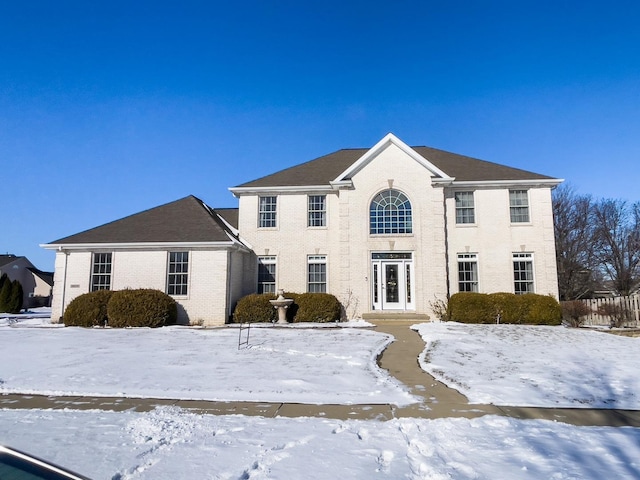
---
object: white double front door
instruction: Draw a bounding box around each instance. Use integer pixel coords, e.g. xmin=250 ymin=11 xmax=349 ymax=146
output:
xmin=371 ymin=252 xmax=415 ymax=311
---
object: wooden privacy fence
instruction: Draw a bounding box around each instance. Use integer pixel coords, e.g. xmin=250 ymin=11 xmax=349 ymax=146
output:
xmin=580 ymin=295 xmax=640 ymax=327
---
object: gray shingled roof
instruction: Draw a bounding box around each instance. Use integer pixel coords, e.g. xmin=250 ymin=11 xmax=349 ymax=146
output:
xmin=235 ymin=146 xmax=555 ymax=188
xmin=48 ymin=196 xmax=236 ymax=245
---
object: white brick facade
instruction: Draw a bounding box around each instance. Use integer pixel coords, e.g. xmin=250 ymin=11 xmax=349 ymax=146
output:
xmin=45 ymin=134 xmax=561 ymax=325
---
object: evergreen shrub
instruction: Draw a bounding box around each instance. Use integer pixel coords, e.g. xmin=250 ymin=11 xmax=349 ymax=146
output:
xmin=63 ymin=290 xmax=114 ymax=327
xmin=107 ymin=289 xmax=177 ymax=328
xmin=293 ymin=292 xmax=342 ymax=322
xmin=448 ymin=292 xmax=562 ymax=325
xmin=8 ymin=280 xmax=23 ymax=314
xmin=447 ymin=292 xmax=495 ymax=323
xmin=0 ymin=274 xmax=11 ymax=313
xmin=232 ymin=293 xmax=277 ymax=323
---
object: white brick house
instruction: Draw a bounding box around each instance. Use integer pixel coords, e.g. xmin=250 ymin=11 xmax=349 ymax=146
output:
xmin=43 ymin=133 xmax=562 ymax=325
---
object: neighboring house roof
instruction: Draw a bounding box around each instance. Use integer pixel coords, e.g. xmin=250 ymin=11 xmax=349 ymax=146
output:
xmin=27 ymin=267 xmax=54 ymax=286
xmin=0 ymin=254 xmax=22 ymax=268
xmin=234 ymin=140 xmax=557 ymax=189
xmin=45 ymin=196 xmax=241 ymax=246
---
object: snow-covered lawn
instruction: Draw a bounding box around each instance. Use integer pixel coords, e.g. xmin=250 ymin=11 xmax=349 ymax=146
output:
xmin=2 ymin=407 xmax=639 ymax=479
xmin=414 ymin=322 xmax=640 ymax=409
xmin=0 ymin=315 xmax=415 ymax=406
xmin=2 ymin=310 xmax=640 ymax=479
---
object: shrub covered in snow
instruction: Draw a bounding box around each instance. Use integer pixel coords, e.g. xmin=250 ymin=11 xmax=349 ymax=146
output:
xmin=63 ymin=290 xmax=114 ymax=327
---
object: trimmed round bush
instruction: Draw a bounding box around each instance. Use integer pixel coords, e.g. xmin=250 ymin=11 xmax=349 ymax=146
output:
xmin=232 ymin=293 xmax=277 ymax=323
xmin=447 ymin=292 xmax=496 ymax=323
xmin=488 ymin=292 xmax=524 ymax=323
xmin=293 ymin=293 xmax=342 ymax=323
xmin=523 ymin=294 xmax=562 ymax=325
xmin=107 ymin=289 xmax=177 ymax=328
xmin=63 ymin=290 xmax=114 ymax=327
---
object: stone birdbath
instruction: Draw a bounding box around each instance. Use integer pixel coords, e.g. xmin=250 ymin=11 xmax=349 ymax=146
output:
xmin=270 ymin=289 xmax=293 ymax=324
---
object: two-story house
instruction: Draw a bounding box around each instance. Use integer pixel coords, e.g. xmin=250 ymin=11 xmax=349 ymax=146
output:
xmin=43 ymin=133 xmax=562 ymax=324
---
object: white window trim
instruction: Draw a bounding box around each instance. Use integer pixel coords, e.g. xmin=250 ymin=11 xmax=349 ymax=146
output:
xmin=307 ymin=195 xmax=327 ymax=228
xmin=457 ymin=253 xmax=479 ymax=292
xmin=454 ymin=191 xmax=476 ymax=225
xmin=257 ymin=255 xmax=277 ymax=294
xmin=512 ymin=252 xmax=535 ymax=294
xmin=258 ymin=196 xmax=278 ymax=229
xmin=167 ymin=251 xmax=190 ymax=298
xmin=509 ymin=189 xmax=531 ymax=224
xmin=307 ymin=255 xmax=327 ymax=293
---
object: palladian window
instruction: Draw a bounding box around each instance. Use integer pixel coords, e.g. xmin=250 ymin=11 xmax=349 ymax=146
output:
xmin=369 ymin=189 xmax=413 ymax=234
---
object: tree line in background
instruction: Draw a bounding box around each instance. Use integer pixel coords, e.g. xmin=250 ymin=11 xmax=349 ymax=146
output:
xmin=0 ymin=273 xmax=23 ymax=314
xmin=553 ymin=184 xmax=640 ymax=301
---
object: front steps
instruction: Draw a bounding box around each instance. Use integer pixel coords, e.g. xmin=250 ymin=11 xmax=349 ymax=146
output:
xmin=362 ymin=312 xmax=430 ymax=322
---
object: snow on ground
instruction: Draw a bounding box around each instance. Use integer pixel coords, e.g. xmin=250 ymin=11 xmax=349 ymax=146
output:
xmin=0 ymin=311 xmax=416 ymax=406
xmin=414 ymin=322 xmax=640 ymax=408
xmin=2 ymin=312 xmax=640 ymax=478
xmin=1 ymin=406 xmax=639 ymax=480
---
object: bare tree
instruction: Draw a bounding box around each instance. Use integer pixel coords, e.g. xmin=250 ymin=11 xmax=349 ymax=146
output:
xmin=591 ymin=199 xmax=640 ymax=296
xmin=553 ymin=184 xmax=597 ymax=300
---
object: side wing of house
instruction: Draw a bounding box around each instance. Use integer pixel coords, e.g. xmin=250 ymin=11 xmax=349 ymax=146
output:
xmin=42 ymin=196 xmax=252 ymax=326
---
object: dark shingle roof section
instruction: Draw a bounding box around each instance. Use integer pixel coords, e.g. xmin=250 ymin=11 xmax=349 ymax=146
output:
xmin=235 ymin=149 xmax=364 ymax=188
xmin=215 ymin=208 xmax=239 ymax=229
xmin=413 ymin=147 xmax=555 ymax=182
xmin=0 ymin=254 xmax=20 ymax=268
xmin=235 ymin=146 xmax=555 ymax=188
xmin=49 ymin=196 xmax=234 ymax=245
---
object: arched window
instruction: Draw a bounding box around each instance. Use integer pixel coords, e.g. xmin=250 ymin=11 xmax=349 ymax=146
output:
xmin=369 ymin=189 xmax=413 ymax=234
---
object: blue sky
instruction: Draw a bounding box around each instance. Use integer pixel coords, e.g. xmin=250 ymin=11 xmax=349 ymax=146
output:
xmin=2 ymin=1 xmax=639 ymax=270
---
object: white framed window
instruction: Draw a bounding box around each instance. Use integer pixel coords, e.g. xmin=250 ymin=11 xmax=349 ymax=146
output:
xmin=369 ymin=189 xmax=412 ymax=235
xmin=455 ymin=191 xmax=475 ymax=224
xmin=307 ymin=255 xmax=327 ymax=293
xmin=513 ymin=252 xmax=534 ymax=294
xmin=257 ymin=256 xmax=276 ymax=294
xmin=308 ymin=195 xmax=326 ymax=227
xmin=509 ymin=190 xmax=530 ymax=223
xmin=259 ymin=196 xmax=277 ymax=228
xmin=91 ymin=252 xmax=112 ymax=291
xmin=457 ymin=253 xmax=478 ymax=292
xmin=167 ymin=251 xmax=189 ymax=296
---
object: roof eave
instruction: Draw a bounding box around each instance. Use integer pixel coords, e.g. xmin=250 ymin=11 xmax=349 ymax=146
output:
xmin=40 ymin=240 xmax=247 ymax=252
xmin=449 ymin=178 xmax=565 ymax=188
xmin=229 ymin=185 xmax=335 ymax=196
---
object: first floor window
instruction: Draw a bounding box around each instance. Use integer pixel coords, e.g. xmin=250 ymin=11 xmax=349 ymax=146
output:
xmin=455 ymin=191 xmax=475 ymax=224
xmin=259 ymin=196 xmax=277 ymax=228
xmin=513 ymin=253 xmax=534 ymax=294
xmin=91 ymin=252 xmax=112 ymax=291
xmin=308 ymin=195 xmax=326 ymax=227
xmin=509 ymin=190 xmax=530 ymax=223
xmin=258 ymin=256 xmax=276 ymax=294
xmin=307 ymin=255 xmax=327 ymax=293
xmin=457 ymin=253 xmax=478 ymax=292
xmin=167 ymin=251 xmax=189 ymax=296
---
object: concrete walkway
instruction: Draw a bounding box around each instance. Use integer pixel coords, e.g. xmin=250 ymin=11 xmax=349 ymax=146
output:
xmin=1 ymin=321 xmax=639 ymax=427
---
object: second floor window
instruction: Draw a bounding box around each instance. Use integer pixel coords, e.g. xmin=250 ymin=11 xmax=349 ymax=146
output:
xmin=509 ymin=190 xmax=530 ymax=223
xmin=455 ymin=191 xmax=475 ymax=224
xmin=308 ymin=195 xmax=326 ymax=227
xmin=259 ymin=196 xmax=277 ymax=228
xmin=370 ymin=189 xmax=413 ymax=235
